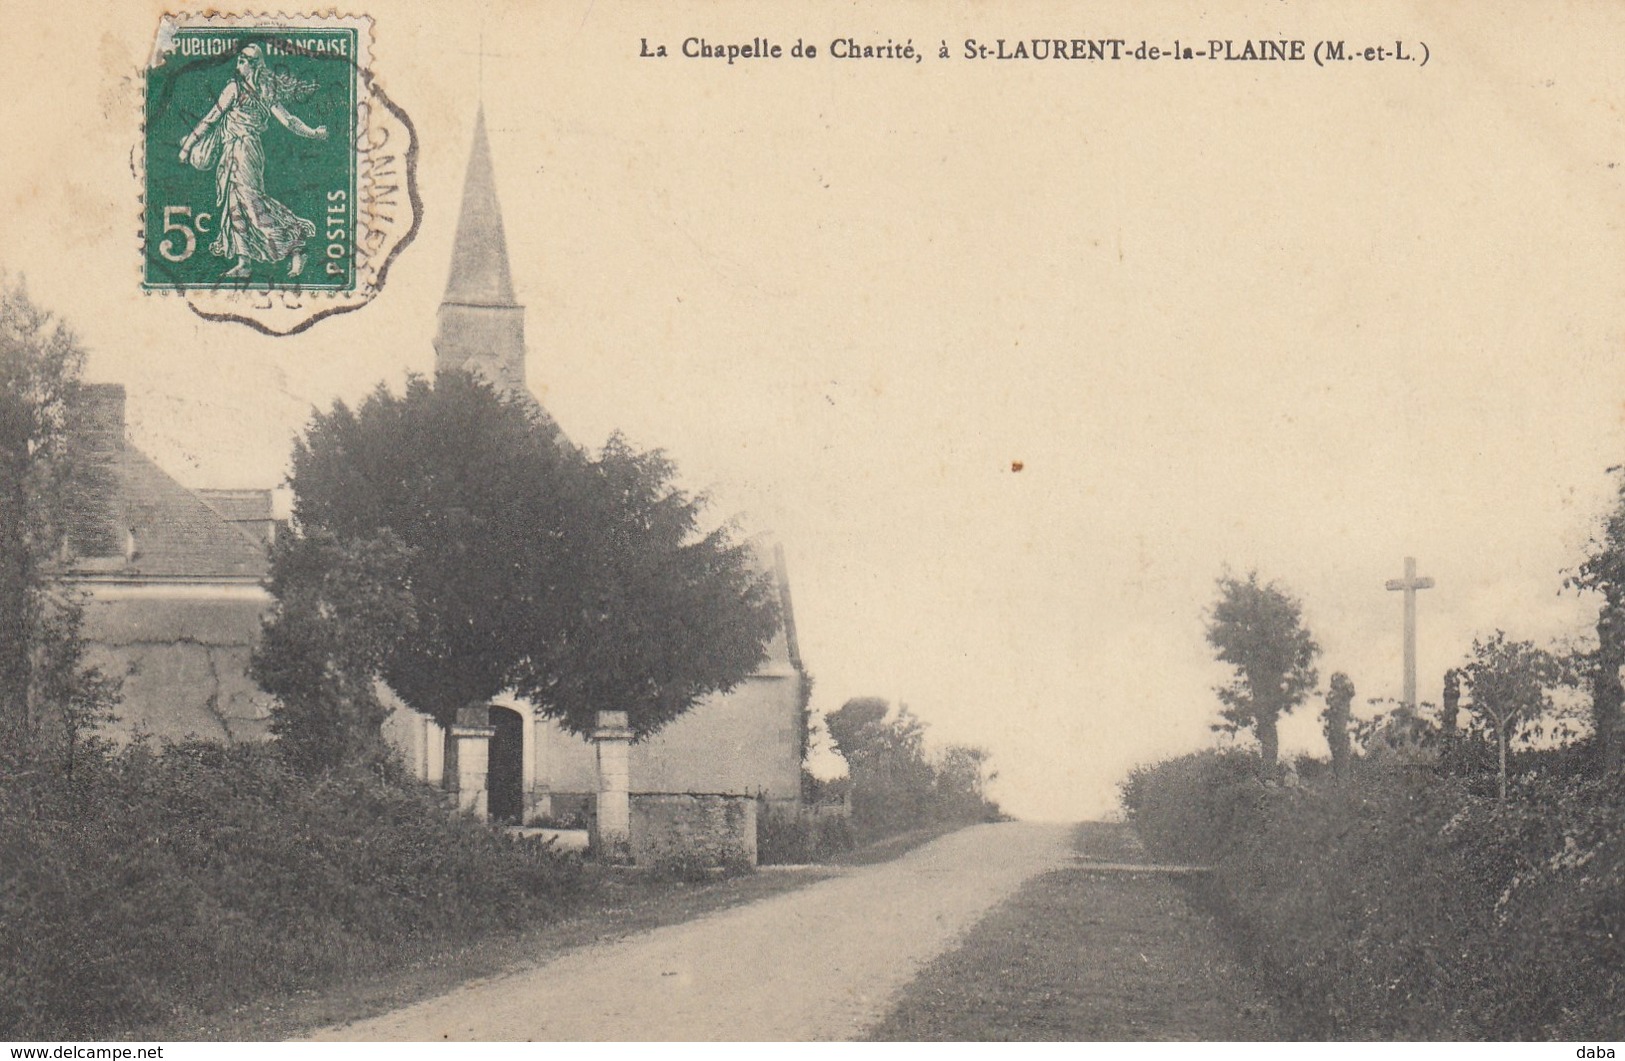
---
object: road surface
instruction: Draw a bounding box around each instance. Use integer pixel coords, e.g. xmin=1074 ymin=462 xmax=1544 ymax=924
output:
xmin=315 ymin=821 xmax=1073 ymax=1041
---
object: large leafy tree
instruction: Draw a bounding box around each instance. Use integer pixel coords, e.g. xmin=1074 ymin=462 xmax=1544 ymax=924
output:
xmin=509 ymin=434 xmax=781 ymax=738
xmin=280 ymin=371 xmax=583 ymax=729
xmin=1206 ymin=570 xmax=1320 ymax=768
xmin=260 ymin=370 xmax=779 ymax=753
xmin=0 ymin=278 xmax=116 ymax=769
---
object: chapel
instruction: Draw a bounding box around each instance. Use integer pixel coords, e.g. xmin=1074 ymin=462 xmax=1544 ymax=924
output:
xmin=63 ymin=109 xmax=806 ymax=825
xmin=383 ymin=109 xmax=806 ymax=822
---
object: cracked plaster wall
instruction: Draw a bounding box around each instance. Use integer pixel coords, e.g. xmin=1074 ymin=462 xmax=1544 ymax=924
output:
xmin=78 ymin=595 xmax=273 ymax=744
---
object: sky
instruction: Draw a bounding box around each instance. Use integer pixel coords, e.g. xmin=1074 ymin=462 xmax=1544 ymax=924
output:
xmin=3 ymin=0 xmax=1624 ymax=819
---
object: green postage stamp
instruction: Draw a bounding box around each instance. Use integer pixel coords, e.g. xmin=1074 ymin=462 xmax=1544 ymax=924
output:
xmin=142 ymin=14 xmax=418 ymax=334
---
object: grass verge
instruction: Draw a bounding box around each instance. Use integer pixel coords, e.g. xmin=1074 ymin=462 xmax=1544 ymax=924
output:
xmin=864 ymin=821 xmax=1282 ymax=1041
xmin=255 ymin=825 xmax=974 ymax=1040
xmin=157 ymin=861 xmax=836 ymax=1041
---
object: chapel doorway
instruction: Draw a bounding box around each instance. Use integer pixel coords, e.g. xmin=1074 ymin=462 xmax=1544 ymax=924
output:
xmin=488 ymin=705 xmax=525 ymax=824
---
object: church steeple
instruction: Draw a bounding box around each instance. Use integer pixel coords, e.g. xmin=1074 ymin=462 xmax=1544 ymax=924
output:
xmin=435 ymin=107 xmax=527 ymax=392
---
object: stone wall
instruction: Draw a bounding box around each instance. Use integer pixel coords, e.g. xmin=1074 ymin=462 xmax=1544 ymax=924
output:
xmin=630 ymin=793 xmax=759 ymax=869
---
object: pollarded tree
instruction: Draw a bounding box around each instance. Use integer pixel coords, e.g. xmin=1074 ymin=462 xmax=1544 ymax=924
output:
xmin=825 ymin=696 xmax=890 ymax=764
xmin=1323 ymin=671 xmax=1355 ymax=779
xmin=1206 ymin=570 xmax=1321 ymax=768
xmin=824 ymin=697 xmax=945 ymax=836
xmin=1461 ymin=630 xmax=1563 ymax=801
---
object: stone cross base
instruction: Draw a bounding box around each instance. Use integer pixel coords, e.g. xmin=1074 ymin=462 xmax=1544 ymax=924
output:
xmin=590 ymin=709 xmax=633 ymax=862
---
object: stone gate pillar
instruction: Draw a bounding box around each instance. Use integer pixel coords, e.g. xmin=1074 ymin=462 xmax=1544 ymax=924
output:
xmin=591 ymin=709 xmax=633 ymax=862
xmin=446 ymin=702 xmax=496 ymax=820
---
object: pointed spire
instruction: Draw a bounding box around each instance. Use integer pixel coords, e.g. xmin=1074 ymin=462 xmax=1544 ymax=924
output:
xmin=443 ymin=107 xmax=516 ymax=307
xmin=435 ymin=107 xmax=528 ymax=390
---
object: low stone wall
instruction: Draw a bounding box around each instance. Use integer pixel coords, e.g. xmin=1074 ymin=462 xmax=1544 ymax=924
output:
xmin=630 ymin=793 xmax=759 ymax=869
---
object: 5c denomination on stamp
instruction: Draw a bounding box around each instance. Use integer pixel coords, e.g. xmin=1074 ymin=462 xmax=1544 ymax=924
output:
xmin=142 ymin=13 xmax=419 ymax=335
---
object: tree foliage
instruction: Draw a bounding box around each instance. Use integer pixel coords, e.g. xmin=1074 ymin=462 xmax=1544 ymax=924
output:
xmin=507 ymin=434 xmax=782 ymax=738
xmin=1461 ymin=630 xmax=1563 ymax=800
xmin=825 ymin=696 xmax=890 ymax=764
xmin=250 ymin=530 xmax=416 ymax=772
xmin=280 ymin=371 xmax=580 ymax=730
xmin=259 ymin=370 xmax=780 ymax=757
xmin=1564 ymin=466 xmax=1625 ymax=773
xmin=933 ymin=743 xmax=997 ymax=822
xmin=0 ymin=278 xmax=116 ymax=770
xmin=1205 ymin=570 xmax=1320 ymax=767
xmin=1323 ymin=671 xmax=1354 ymax=779
xmin=825 ymin=697 xmax=1000 ymax=838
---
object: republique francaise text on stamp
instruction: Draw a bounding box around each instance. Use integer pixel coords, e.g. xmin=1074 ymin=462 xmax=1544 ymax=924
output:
xmin=142 ymin=13 xmax=418 ymax=335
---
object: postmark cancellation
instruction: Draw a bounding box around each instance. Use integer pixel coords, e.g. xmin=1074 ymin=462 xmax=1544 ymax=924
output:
xmin=142 ymin=13 xmax=418 ymax=335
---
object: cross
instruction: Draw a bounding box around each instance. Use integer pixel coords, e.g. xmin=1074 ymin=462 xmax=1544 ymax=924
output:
xmin=445 ymin=22 xmax=521 ymax=105
xmin=1385 ymin=556 xmax=1435 ymax=709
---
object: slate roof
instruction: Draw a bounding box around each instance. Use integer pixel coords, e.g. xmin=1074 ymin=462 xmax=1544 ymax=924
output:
xmin=195 ymin=488 xmax=272 ymax=525
xmin=66 ymin=443 xmax=269 ymax=581
xmin=442 ymin=108 xmax=517 ymax=308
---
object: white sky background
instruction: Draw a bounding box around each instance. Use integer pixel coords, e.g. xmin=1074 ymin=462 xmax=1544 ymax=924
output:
xmin=2 ymin=1 xmax=1624 ymax=819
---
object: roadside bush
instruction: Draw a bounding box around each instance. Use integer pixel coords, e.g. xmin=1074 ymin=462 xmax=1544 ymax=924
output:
xmin=1121 ymin=749 xmax=1625 ymax=1039
xmin=1119 ymin=748 xmax=1267 ymax=864
xmin=756 ymin=803 xmax=854 ymax=865
xmin=0 ymin=740 xmax=583 ymax=1039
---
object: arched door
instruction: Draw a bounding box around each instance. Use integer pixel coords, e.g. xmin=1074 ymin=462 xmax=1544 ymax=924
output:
xmin=487 ymin=705 xmax=525 ymax=824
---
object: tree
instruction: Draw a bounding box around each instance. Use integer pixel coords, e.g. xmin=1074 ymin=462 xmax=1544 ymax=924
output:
xmin=825 ymin=697 xmax=937 ymax=836
xmin=825 ymin=696 xmax=890 ymax=763
xmin=250 ymin=530 xmax=416 ymax=772
xmin=1461 ymin=630 xmax=1563 ymax=801
xmin=1440 ymin=667 xmax=1462 ymax=736
xmin=824 ymin=698 xmax=999 ymax=833
xmin=1565 ymin=467 xmax=1625 ymax=773
xmin=1322 ymin=671 xmax=1354 ymax=779
xmin=934 ymin=743 xmax=999 ymax=821
xmin=266 ymin=370 xmax=780 ymax=752
xmin=284 ymin=371 xmax=581 ymax=731
xmin=0 ymin=277 xmax=116 ymax=770
xmin=507 ymin=434 xmax=781 ymax=738
xmin=1206 ymin=570 xmax=1320 ymax=768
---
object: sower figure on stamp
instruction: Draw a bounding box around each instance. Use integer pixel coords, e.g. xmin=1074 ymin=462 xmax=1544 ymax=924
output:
xmin=178 ymin=43 xmax=327 ymax=279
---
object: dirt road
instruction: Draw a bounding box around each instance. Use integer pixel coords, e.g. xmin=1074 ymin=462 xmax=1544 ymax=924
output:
xmin=315 ymin=821 xmax=1072 ymax=1041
